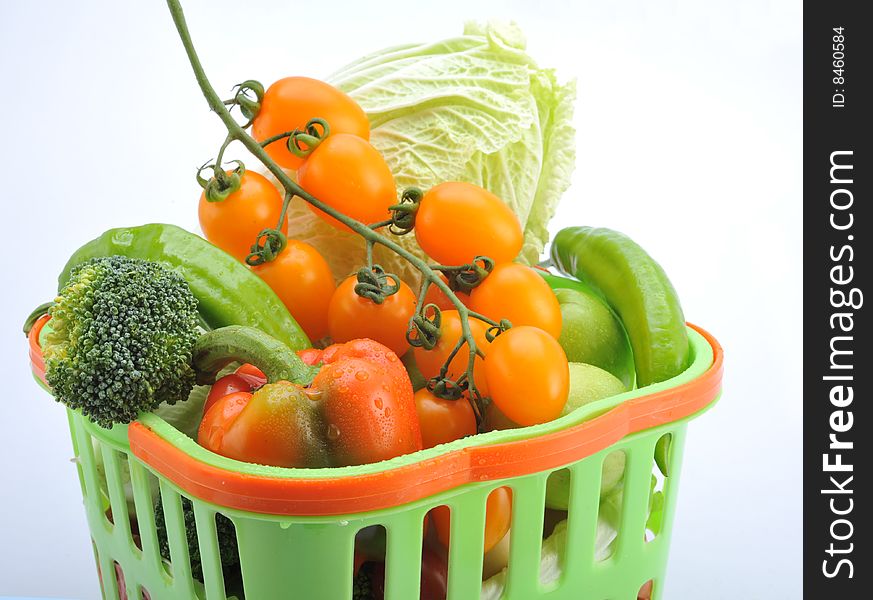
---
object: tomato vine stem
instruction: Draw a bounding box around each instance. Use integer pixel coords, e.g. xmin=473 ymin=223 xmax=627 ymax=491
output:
xmin=166 ymin=0 xmax=493 ymax=425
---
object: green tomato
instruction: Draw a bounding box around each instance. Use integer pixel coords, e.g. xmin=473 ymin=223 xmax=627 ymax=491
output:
xmin=546 ymin=362 xmax=628 ymax=509
xmin=553 ymin=286 xmax=634 ymax=388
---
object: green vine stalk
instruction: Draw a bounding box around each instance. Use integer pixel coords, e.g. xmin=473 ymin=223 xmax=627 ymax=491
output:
xmin=166 ymin=0 xmax=504 ymax=425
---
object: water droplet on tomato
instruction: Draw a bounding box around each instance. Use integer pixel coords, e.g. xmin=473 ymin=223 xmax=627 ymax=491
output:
xmin=327 ymin=424 xmax=341 ymax=441
xmin=384 ymin=407 xmax=391 ymax=417
xmin=387 ymin=353 xmax=398 ymax=362
xmin=374 ymin=397 xmax=383 ymax=409
xmin=355 ymin=370 xmax=369 ymax=381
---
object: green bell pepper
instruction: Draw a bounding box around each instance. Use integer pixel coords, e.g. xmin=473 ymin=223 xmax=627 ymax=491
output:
xmin=58 ymin=223 xmax=310 ymax=350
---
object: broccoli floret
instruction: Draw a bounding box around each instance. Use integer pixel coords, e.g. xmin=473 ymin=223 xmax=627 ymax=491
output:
xmin=352 ymin=564 xmax=375 ymax=600
xmin=44 ymin=255 xmax=199 ymax=427
xmin=153 ymin=495 xmax=240 ymax=581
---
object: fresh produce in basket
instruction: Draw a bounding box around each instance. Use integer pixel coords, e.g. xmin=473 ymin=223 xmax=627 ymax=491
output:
xmin=42 ymin=256 xmax=199 ymax=427
xmin=22 ymin=7 xmax=707 ymax=598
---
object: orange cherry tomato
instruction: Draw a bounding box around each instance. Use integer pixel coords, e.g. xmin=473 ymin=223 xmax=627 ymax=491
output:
xmin=484 ymin=326 xmax=569 ymax=426
xmin=415 ymin=182 xmax=523 ymax=266
xmin=251 ymin=77 xmax=370 ymax=170
xmin=421 ymin=274 xmax=470 ymax=311
xmin=327 ymin=275 xmax=417 ymax=356
xmin=413 ymin=310 xmax=490 ymax=397
xmin=414 ymin=388 xmax=477 ymax=449
xmin=250 ymin=239 xmax=336 ymax=341
xmin=431 ymin=487 xmax=512 ymax=554
xmin=297 ymin=134 xmax=396 ymax=233
xmin=469 ymin=263 xmax=562 ymax=339
xmin=198 ymin=171 xmax=285 ymax=262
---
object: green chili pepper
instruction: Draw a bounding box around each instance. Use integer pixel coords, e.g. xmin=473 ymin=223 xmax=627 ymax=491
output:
xmin=539 ymin=272 xmax=635 ymax=388
xmin=58 ymin=223 xmax=310 ymax=350
xmin=550 ymin=226 xmax=690 ymax=387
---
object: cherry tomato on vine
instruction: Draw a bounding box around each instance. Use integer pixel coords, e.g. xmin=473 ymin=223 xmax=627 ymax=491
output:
xmin=328 ymin=275 xmax=417 ymax=356
xmin=431 ymin=487 xmax=512 ymax=554
xmin=413 ymin=310 xmax=490 ymax=396
xmin=414 ymin=388 xmax=477 ymax=449
xmin=297 ymin=134 xmax=397 ymax=233
xmin=415 ymin=182 xmax=523 ymax=266
xmin=484 ymin=326 xmax=569 ymax=426
xmin=251 ymin=77 xmax=370 ymax=170
xmin=250 ymin=239 xmax=336 ymax=341
xmin=421 ymin=274 xmax=470 ymax=311
xmin=198 ymin=171 xmax=285 ymax=262
xmin=469 ymin=263 xmax=562 ymax=339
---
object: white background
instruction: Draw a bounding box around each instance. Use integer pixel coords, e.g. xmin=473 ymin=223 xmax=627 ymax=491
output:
xmin=0 ymin=1 xmax=801 ymax=598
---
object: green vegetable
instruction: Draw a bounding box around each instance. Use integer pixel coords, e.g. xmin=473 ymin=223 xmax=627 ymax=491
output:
xmin=541 ymin=273 xmax=634 ymax=387
xmin=561 ymin=362 xmax=627 ymax=417
xmin=283 ymin=22 xmax=575 ymax=286
xmin=153 ymin=495 xmax=239 ymax=582
xmin=58 ymin=223 xmax=309 ymax=349
xmin=352 ymin=565 xmax=375 ymax=600
xmin=545 ymin=362 xmax=627 ymax=510
xmin=44 ymin=256 xmax=199 ymax=427
xmin=551 ymin=226 xmax=690 ymax=386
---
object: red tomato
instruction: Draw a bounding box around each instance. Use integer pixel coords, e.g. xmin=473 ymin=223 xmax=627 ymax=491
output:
xmin=421 ymin=274 xmax=470 ymax=311
xmin=197 ymin=391 xmax=252 ymax=452
xmin=251 ymin=77 xmax=369 ymax=170
xmin=328 ymin=275 xmax=417 ymax=357
xmin=413 ymin=310 xmax=490 ymax=396
xmin=431 ymin=487 xmax=512 ymax=554
xmin=198 ymin=171 xmax=285 ymax=262
xmin=469 ymin=263 xmax=562 ymax=339
xmin=414 ymin=388 xmax=477 ymax=449
xmin=204 ymin=374 xmax=251 ymax=414
xmin=312 ymin=339 xmax=422 ymax=466
xmin=296 ymin=348 xmax=324 ymax=366
xmin=484 ymin=326 xmax=569 ymax=426
xmin=250 ymin=239 xmax=336 ymax=341
xmin=235 ymin=363 xmax=266 ymax=387
xmin=198 ymin=383 xmax=328 ymax=468
xmin=297 ymin=134 xmax=396 ymax=233
xmin=415 ymin=182 xmax=522 ymax=266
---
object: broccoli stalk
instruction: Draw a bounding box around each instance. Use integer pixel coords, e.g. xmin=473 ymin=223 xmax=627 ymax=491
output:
xmin=43 ymin=256 xmax=200 ymax=427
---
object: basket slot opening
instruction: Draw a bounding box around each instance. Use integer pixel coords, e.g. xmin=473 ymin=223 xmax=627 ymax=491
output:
xmin=100 ymin=445 xmax=137 ymax=550
xmin=504 ymin=475 xmax=545 ymax=597
xmin=433 ymin=488 xmax=489 ymax=598
xmin=155 ymin=484 xmax=199 ymax=597
xmin=128 ymin=460 xmax=163 ymax=573
xmin=355 ymin=524 xmax=388 ymax=597
xmin=138 ymin=585 xmax=152 ymax=600
xmin=578 ymin=448 xmax=628 ymax=566
xmin=95 ymin=552 xmax=119 ymax=600
xmin=646 ymin=433 xmax=672 ymax=543
xmin=638 ymin=579 xmax=655 ymax=600
xmin=72 ymin=421 xmax=112 ymax=530
xmin=154 ymin=486 xmax=241 ymax=599
xmin=550 ymin=451 xmax=613 ymax=592
xmin=192 ymin=501 xmax=240 ymax=599
xmin=610 ymin=441 xmax=660 ymax=566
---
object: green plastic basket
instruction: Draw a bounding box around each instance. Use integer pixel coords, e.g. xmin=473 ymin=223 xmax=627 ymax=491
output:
xmin=30 ymin=322 xmax=722 ymax=600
